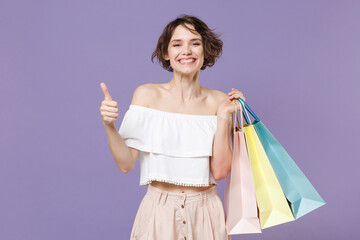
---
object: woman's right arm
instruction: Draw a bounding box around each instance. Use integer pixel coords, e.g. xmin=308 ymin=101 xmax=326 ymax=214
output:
xmin=100 ymin=82 xmax=145 ymax=173
xmin=103 ymin=123 xmax=138 ymax=173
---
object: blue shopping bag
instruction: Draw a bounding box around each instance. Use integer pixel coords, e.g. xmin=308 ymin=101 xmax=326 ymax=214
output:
xmin=237 ymin=99 xmax=326 ymax=219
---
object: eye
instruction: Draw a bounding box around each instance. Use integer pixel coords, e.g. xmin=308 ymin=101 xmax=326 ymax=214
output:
xmin=193 ymin=43 xmax=200 ymax=45
xmin=173 ymin=44 xmax=180 ymax=47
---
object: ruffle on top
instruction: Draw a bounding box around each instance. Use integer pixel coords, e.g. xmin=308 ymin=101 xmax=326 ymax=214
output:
xmin=119 ymin=104 xmax=218 ymax=157
xmin=118 ymin=104 xmax=221 ymax=187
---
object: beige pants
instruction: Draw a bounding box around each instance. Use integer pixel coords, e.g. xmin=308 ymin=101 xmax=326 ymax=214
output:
xmin=130 ymin=184 xmax=231 ymax=240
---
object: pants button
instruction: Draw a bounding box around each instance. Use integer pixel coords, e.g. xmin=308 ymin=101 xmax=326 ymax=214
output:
xmin=181 ymin=204 xmax=184 ymax=208
xmin=183 ymin=220 xmax=186 ymax=224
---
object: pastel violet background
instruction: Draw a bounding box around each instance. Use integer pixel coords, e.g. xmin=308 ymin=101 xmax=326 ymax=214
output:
xmin=1 ymin=0 xmax=359 ymax=239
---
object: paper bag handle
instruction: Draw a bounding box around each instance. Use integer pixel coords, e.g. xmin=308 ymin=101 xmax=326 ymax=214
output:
xmin=237 ymin=98 xmax=260 ymax=124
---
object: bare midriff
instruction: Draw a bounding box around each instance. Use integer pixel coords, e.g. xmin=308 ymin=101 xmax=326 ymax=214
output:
xmin=150 ymin=180 xmax=216 ymax=193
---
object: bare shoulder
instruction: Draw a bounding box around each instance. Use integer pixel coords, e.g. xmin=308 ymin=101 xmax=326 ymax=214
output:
xmin=205 ymin=88 xmax=229 ymax=107
xmin=202 ymin=89 xmax=229 ymax=115
xmin=130 ymin=83 xmax=158 ymax=107
xmin=211 ymin=89 xmax=229 ymax=101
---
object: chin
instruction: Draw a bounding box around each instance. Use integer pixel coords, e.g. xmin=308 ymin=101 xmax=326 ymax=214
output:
xmin=173 ymin=67 xmax=201 ymax=75
xmin=176 ymin=70 xmax=199 ymax=76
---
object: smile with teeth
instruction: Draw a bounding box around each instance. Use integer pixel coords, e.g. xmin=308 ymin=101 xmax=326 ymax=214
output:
xmin=178 ymin=58 xmax=196 ymax=64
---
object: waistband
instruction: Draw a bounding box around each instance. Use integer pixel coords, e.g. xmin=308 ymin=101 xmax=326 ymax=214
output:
xmin=146 ymin=184 xmax=218 ymax=205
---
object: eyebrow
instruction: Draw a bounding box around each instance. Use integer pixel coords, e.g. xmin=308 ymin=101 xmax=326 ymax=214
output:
xmin=170 ymin=38 xmax=202 ymax=43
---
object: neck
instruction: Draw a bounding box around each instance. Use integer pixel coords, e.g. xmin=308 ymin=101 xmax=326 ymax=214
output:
xmin=167 ymin=70 xmax=202 ymax=102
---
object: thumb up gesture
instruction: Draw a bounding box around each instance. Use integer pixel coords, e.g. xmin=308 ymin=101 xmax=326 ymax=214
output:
xmin=100 ymin=82 xmax=119 ymax=127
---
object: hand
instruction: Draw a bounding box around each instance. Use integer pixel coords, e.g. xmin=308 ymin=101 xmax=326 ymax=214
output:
xmin=217 ymin=88 xmax=246 ymax=119
xmin=100 ymin=82 xmax=119 ymax=126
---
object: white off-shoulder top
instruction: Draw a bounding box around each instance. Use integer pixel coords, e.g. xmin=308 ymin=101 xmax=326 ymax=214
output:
xmin=118 ymin=104 xmax=220 ymax=187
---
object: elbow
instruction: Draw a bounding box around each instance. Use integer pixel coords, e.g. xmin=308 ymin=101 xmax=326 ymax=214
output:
xmin=213 ymin=166 xmax=231 ymax=181
xmin=213 ymin=173 xmax=227 ymax=181
xmin=213 ymin=171 xmax=226 ymax=181
xmin=213 ymin=174 xmax=222 ymax=181
xmin=118 ymin=155 xmax=136 ymax=174
xmin=119 ymin=163 xmax=134 ymax=174
xmin=211 ymin=153 xmax=232 ymax=181
xmin=121 ymin=168 xmax=130 ymax=174
xmin=120 ymin=166 xmax=133 ymax=174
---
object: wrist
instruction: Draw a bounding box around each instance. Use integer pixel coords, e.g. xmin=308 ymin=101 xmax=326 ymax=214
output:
xmin=217 ymin=109 xmax=232 ymax=121
xmin=103 ymin=122 xmax=116 ymax=131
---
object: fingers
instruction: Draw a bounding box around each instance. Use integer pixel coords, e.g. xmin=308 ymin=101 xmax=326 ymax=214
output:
xmin=100 ymin=83 xmax=118 ymax=125
xmin=100 ymin=101 xmax=119 ymax=125
xmin=100 ymin=101 xmax=118 ymax=113
xmin=101 ymin=82 xmax=113 ymax=101
xmin=229 ymin=94 xmax=246 ymax=100
xmin=101 ymin=99 xmax=118 ymax=108
xmin=228 ymin=88 xmax=246 ymax=101
xmin=101 ymin=111 xmax=118 ymax=118
xmin=228 ymin=90 xmax=242 ymax=95
xmin=100 ymin=104 xmax=119 ymax=113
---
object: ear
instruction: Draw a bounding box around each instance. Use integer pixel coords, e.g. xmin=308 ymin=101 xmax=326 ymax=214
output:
xmin=163 ymin=52 xmax=169 ymax=61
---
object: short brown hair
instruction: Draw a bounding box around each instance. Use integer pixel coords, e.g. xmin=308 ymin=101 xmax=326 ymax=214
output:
xmin=151 ymin=14 xmax=223 ymax=72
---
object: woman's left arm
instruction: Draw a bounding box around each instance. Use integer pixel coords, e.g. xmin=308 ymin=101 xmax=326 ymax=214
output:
xmin=211 ymin=88 xmax=245 ymax=180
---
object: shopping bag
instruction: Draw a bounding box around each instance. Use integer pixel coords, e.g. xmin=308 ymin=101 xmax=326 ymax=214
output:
xmin=237 ymin=100 xmax=295 ymax=229
xmin=224 ymin=100 xmax=261 ymax=234
xmin=238 ymin=99 xmax=326 ymax=219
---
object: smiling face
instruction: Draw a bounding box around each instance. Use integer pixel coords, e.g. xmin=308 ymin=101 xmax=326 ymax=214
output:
xmin=164 ymin=24 xmax=205 ymax=75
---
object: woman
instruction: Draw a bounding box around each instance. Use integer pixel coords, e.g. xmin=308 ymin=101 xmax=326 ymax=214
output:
xmin=100 ymin=14 xmax=245 ymax=240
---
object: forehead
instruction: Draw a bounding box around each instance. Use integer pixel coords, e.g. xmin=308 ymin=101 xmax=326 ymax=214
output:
xmin=170 ymin=24 xmax=201 ymax=40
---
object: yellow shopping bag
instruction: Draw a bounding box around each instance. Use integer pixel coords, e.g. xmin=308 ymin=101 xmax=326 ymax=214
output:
xmin=241 ymin=102 xmax=295 ymax=229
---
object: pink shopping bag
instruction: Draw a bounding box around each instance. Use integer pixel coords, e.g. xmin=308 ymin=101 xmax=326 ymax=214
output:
xmin=224 ymin=100 xmax=261 ymax=235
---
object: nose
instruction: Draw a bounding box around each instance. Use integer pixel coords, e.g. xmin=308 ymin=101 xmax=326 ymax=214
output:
xmin=182 ymin=44 xmax=192 ymax=55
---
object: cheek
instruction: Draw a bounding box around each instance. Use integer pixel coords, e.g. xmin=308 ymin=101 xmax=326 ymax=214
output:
xmin=197 ymin=49 xmax=205 ymax=61
xmin=168 ymin=50 xmax=178 ymax=60
xmin=198 ymin=54 xmax=205 ymax=65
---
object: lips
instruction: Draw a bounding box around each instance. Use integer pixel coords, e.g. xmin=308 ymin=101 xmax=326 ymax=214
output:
xmin=178 ymin=58 xmax=197 ymax=64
